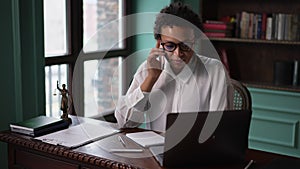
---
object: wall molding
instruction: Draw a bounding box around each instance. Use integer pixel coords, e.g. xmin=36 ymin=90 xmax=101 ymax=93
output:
xmin=249 ymin=116 xmax=299 ymax=148
xmin=253 ymin=105 xmax=300 ymax=115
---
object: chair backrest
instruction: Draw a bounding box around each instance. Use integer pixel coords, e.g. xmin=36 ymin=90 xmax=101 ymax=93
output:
xmin=230 ymin=79 xmax=252 ymax=111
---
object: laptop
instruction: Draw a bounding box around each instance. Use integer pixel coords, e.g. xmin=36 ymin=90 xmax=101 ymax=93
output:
xmin=149 ymin=110 xmax=252 ymax=168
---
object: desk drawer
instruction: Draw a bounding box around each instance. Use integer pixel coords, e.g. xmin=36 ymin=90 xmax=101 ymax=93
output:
xmin=15 ymin=149 xmax=79 ymax=169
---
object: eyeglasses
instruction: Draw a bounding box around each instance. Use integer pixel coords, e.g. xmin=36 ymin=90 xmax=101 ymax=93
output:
xmin=160 ymin=41 xmax=194 ymax=52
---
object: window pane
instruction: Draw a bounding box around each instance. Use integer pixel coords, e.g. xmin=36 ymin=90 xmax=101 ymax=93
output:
xmin=83 ymin=0 xmax=124 ymax=52
xmin=44 ymin=0 xmax=68 ymax=57
xmin=45 ymin=64 xmax=68 ymax=117
xmin=84 ymin=57 xmax=121 ymax=117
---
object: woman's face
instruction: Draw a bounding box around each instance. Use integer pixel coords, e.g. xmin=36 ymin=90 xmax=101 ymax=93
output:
xmin=160 ymin=26 xmax=195 ymax=74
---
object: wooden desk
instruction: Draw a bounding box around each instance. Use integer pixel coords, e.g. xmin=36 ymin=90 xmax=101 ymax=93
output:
xmin=1 ymin=117 xmax=299 ymax=169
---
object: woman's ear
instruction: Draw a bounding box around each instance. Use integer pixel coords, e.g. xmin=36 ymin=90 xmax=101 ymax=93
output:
xmin=156 ymin=40 xmax=161 ymax=48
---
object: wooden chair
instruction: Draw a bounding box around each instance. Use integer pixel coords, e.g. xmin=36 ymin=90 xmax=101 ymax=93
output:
xmin=230 ymin=79 xmax=252 ymax=111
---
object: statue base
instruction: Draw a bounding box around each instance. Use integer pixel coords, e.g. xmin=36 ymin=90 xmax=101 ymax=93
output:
xmin=61 ymin=113 xmax=72 ymax=125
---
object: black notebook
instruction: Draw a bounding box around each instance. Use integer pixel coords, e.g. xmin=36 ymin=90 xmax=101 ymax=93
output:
xmin=10 ymin=116 xmax=69 ymax=137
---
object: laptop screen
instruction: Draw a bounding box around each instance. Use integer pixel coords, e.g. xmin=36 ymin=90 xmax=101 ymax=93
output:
xmin=161 ymin=110 xmax=252 ymax=167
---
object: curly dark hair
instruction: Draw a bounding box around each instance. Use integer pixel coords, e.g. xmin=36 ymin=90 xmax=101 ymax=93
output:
xmin=154 ymin=2 xmax=203 ymax=40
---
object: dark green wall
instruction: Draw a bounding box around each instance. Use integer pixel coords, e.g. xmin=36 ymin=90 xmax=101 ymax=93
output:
xmin=0 ymin=0 xmax=45 ymax=168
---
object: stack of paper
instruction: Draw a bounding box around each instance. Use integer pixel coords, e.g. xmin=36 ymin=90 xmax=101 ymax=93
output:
xmin=126 ymin=131 xmax=165 ymax=148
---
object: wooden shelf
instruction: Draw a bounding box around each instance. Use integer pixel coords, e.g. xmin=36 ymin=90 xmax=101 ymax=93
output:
xmin=209 ymin=38 xmax=300 ymax=45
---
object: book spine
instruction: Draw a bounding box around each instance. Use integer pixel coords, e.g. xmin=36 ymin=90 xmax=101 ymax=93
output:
xmin=240 ymin=11 xmax=249 ymax=39
xmin=297 ymin=14 xmax=300 ymax=41
xmin=293 ymin=60 xmax=299 ymax=86
xmin=261 ymin=13 xmax=267 ymax=40
xmin=266 ymin=16 xmax=273 ymax=40
xmin=203 ymin=23 xmax=231 ymax=30
xmin=291 ymin=14 xmax=299 ymax=41
xmin=204 ymin=32 xmax=229 ymax=38
xmin=235 ymin=12 xmax=241 ymax=38
xmin=284 ymin=14 xmax=292 ymax=41
xmin=205 ymin=20 xmax=227 ymax=24
xmin=272 ymin=13 xmax=278 ymax=40
xmin=248 ymin=13 xmax=254 ymax=39
xmin=256 ymin=14 xmax=262 ymax=39
xmin=277 ymin=13 xmax=285 ymax=40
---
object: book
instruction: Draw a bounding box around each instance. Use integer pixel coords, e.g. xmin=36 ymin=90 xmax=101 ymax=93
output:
xmin=277 ymin=13 xmax=285 ymax=40
xmin=235 ymin=12 xmax=241 ymax=38
xmin=292 ymin=60 xmax=299 ymax=86
xmin=272 ymin=13 xmax=278 ymax=40
xmin=240 ymin=11 xmax=250 ymax=39
xmin=203 ymin=22 xmax=234 ymax=30
xmin=203 ymin=29 xmax=233 ymax=33
xmin=255 ymin=13 xmax=262 ymax=39
xmin=261 ymin=13 xmax=267 ymax=39
xmin=248 ymin=13 xmax=254 ymax=39
xmin=35 ymin=122 xmax=119 ymax=148
xmin=125 ymin=131 xmax=164 ymax=148
xmin=290 ymin=14 xmax=299 ymax=41
xmin=10 ymin=116 xmax=69 ymax=137
xmin=273 ymin=61 xmax=294 ymax=86
xmin=266 ymin=16 xmax=273 ymax=40
xmin=204 ymin=32 xmax=233 ymax=38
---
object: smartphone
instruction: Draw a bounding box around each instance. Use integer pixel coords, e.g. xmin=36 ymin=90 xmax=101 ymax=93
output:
xmin=155 ymin=41 xmax=165 ymax=70
xmin=156 ymin=53 xmax=165 ymax=70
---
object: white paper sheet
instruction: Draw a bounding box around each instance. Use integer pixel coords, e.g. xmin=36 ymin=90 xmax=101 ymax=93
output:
xmin=126 ymin=131 xmax=165 ymax=148
xmin=35 ymin=122 xmax=119 ymax=148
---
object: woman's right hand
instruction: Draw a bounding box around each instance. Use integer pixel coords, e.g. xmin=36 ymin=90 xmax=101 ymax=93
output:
xmin=141 ymin=41 xmax=166 ymax=92
xmin=146 ymin=40 xmax=165 ymax=80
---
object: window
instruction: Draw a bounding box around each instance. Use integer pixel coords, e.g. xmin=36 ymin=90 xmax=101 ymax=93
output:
xmin=45 ymin=64 xmax=68 ymax=117
xmin=84 ymin=58 xmax=122 ymax=117
xmin=44 ymin=0 xmax=68 ymax=57
xmin=44 ymin=0 xmax=127 ymax=118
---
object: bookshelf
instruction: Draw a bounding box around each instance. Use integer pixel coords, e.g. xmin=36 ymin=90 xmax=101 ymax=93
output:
xmin=200 ymin=0 xmax=300 ymax=92
xmin=199 ymin=0 xmax=300 ymax=158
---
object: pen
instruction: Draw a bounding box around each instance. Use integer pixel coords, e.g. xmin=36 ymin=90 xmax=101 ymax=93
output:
xmin=109 ymin=148 xmax=144 ymax=153
xmin=118 ymin=136 xmax=126 ymax=147
xmin=244 ymin=160 xmax=255 ymax=169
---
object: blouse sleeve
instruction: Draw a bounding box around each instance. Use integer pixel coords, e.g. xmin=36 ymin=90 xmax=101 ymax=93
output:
xmin=114 ymin=62 xmax=150 ymax=128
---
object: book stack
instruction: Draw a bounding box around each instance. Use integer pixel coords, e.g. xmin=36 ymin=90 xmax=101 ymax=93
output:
xmin=10 ymin=116 xmax=69 ymax=137
xmin=236 ymin=11 xmax=300 ymax=41
xmin=203 ymin=20 xmax=234 ymax=38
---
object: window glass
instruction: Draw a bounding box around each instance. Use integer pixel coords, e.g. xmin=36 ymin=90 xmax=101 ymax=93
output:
xmin=44 ymin=0 xmax=126 ymax=117
xmin=84 ymin=57 xmax=121 ymax=117
xmin=45 ymin=64 xmax=68 ymax=117
xmin=83 ymin=0 xmax=124 ymax=52
xmin=43 ymin=0 xmax=68 ymax=57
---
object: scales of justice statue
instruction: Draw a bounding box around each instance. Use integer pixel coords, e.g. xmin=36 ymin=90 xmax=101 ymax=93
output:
xmin=56 ymin=81 xmax=72 ymax=124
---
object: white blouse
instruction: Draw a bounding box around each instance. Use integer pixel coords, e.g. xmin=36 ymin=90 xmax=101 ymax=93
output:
xmin=115 ymin=54 xmax=232 ymax=132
